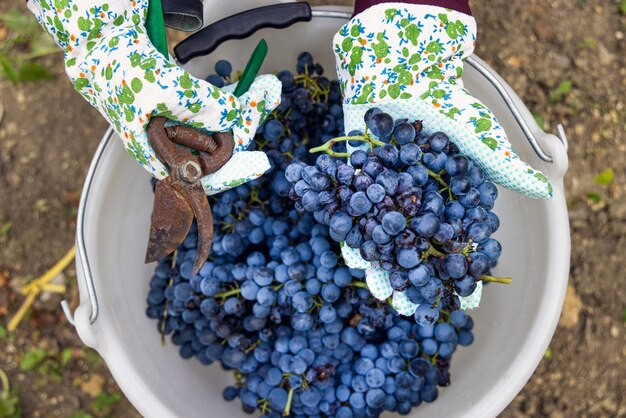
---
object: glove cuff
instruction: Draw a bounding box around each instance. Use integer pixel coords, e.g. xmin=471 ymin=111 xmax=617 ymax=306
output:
xmin=353 ymin=0 xmax=472 ymax=17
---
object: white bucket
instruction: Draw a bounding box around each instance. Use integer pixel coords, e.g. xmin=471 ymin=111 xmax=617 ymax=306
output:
xmin=65 ymin=2 xmax=570 ymax=417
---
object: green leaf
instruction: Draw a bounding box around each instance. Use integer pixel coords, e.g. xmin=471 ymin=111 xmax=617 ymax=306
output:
xmin=74 ymin=78 xmax=89 ymax=91
xmin=69 ymin=412 xmax=93 ymax=418
xmin=71 ymin=412 xmax=93 ymax=418
xmin=186 ymin=102 xmax=200 ymax=113
xmin=19 ymin=348 xmax=47 ymax=371
xmin=549 ymin=80 xmax=572 ymax=102
xmin=544 ymin=347 xmax=552 ymax=359
xmin=179 ymin=73 xmax=193 ymax=89
xmin=226 ymin=109 xmax=238 ymax=121
xmin=619 ymin=0 xmax=626 ymax=15
xmin=77 ymin=16 xmax=92 ymax=31
xmin=1 ymin=9 xmax=39 ymax=36
xmin=144 ymin=69 xmax=155 ymax=83
xmin=350 ymin=24 xmax=360 ymax=37
xmin=595 ymin=168 xmax=614 ymax=186
xmin=28 ymin=32 xmax=58 ymax=57
xmin=0 ymin=387 xmax=21 ymax=418
xmin=0 ymin=326 xmax=7 ymax=338
xmin=60 ymin=348 xmax=73 ymax=367
xmin=622 ymin=307 xmax=626 ymax=323
xmin=0 ymin=222 xmax=12 ymax=237
xmin=91 ymin=393 xmax=121 ymax=413
xmin=0 ymin=54 xmax=20 ymax=84
xmin=140 ymin=57 xmax=157 ymax=71
xmin=130 ymin=77 xmax=143 ymax=94
xmin=341 ymin=37 xmax=353 ymax=53
xmin=388 ymin=84 xmax=401 ymax=99
xmin=18 ymin=62 xmax=54 ymax=82
xmin=586 ymin=192 xmax=601 ymax=203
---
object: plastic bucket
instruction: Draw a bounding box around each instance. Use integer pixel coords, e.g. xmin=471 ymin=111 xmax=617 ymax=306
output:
xmin=64 ymin=2 xmax=570 ymax=417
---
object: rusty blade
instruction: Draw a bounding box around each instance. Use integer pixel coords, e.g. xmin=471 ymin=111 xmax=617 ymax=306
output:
xmin=183 ymin=185 xmax=213 ymax=276
xmin=145 ymin=179 xmax=194 ymax=264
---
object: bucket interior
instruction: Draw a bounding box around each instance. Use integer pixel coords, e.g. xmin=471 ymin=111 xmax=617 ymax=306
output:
xmin=77 ymin=5 xmax=570 ymax=418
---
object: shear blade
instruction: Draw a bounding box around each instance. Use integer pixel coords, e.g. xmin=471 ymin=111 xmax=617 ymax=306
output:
xmin=185 ymin=186 xmax=213 ymax=276
xmin=145 ymin=180 xmax=194 ymax=264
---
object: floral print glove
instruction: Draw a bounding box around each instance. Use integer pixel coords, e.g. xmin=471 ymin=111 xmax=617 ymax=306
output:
xmin=334 ymin=3 xmax=553 ymax=199
xmin=27 ymin=0 xmax=281 ymax=195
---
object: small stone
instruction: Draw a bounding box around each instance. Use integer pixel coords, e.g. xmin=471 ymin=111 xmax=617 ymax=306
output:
xmin=602 ymin=397 xmax=617 ymax=413
xmin=610 ymin=326 xmax=619 ymax=338
xmin=81 ymin=374 xmax=105 ymax=397
xmin=534 ymin=20 xmax=555 ymax=42
xmin=506 ymin=55 xmax=523 ymax=69
xmin=559 ymin=284 xmax=582 ymax=328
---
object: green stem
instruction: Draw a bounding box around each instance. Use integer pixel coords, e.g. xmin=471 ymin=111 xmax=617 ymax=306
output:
xmin=348 ymin=281 xmax=369 ymax=289
xmin=283 ymin=387 xmax=295 ymax=417
xmin=0 ymin=367 xmax=9 ymax=398
xmin=461 ymin=240 xmax=474 ymax=257
xmin=426 ymin=168 xmax=448 ymax=188
xmin=422 ymin=244 xmax=446 ymax=259
xmin=309 ymin=135 xmax=386 ymax=156
xmin=21 ymin=49 xmax=61 ymax=60
xmin=244 ymin=339 xmax=262 ymax=354
xmin=481 ymin=275 xmax=513 ymax=284
xmin=212 ymin=287 xmax=242 ymax=299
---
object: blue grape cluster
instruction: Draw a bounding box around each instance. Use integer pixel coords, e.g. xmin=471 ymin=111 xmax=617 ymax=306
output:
xmin=287 ymin=109 xmax=503 ymax=325
xmin=147 ymin=226 xmax=475 ymax=417
xmin=146 ymin=56 xmax=498 ymax=418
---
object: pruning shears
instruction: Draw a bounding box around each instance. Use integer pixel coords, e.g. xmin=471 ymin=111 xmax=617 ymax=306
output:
xmin=144 ymin=117 xmax=234 ymax=275
xmin=143 ymin=0 xmax=267 ymax=274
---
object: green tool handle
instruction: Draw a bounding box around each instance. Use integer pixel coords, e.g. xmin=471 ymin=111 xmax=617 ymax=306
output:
xmin=146 ymin=0 xmax=266 ymax=97
xmin=234 ymin=39 xmax=268 ymax=98
xmin=146 ymin=0 xmax=169 ymax=58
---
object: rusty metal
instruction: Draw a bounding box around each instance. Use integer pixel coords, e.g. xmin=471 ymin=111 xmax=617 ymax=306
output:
xmin=146 ymin=117 xmax=233 ymax=275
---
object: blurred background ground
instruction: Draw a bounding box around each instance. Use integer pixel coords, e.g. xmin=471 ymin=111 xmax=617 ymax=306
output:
xmin=0 ymin=0 xmax=624 ymax=417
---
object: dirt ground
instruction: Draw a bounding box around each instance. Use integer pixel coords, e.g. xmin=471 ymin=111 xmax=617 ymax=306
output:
xmin=0 ymin=0 xmax=624 ymax=417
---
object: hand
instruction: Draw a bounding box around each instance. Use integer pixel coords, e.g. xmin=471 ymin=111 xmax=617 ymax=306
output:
xmin=332 ymin=3 xmax=552 ymax=315
xmin=333 ymin=3 xmax=552 ymax=199
xmin=27 ymin=0 xmax=281 ymax=194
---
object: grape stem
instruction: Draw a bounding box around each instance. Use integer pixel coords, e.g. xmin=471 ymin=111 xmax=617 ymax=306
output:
xmin=422 ymin=244 xmax=446 ymax=259
xmin=0 ymin=367 xmax=9 ymax=399
xmin=309 ymin=135 xmax=386 ymax=157
xmin=244 ymin=339 xmax=262 ymax=354
xmin=481 ymin=275 xmax=513 ymax=284
xmin=212 ymin=287 xmax=241 ymax=299
xmin=348 ymin=281 xmax=369 ymax=289
xmin=283 ymin=387 xmax=295 ymax=417
xmin=461 ymin=240 xmax=474 ymax=256
xmin=426 ymin=168 xmax=448 ymax=188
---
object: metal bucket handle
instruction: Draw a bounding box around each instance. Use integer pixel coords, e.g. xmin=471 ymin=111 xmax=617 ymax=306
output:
xmin=62 ymin=4 xmax=568 ymax=327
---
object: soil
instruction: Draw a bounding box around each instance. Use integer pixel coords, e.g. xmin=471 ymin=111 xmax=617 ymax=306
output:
xmin=0 ymin=0 xmax=624 ymax=417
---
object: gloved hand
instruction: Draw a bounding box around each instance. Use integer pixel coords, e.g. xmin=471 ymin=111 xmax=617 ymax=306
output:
xmin=334 ymin=2 xmax=552 ymax=199
xmin=27 ymin=0 xmax=281 ymax=195
xmin=333 ymin=1 xmax=552 ymax=315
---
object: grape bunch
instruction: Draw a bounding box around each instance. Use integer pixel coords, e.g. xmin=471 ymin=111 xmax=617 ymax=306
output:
xmin=286 ymin=108 xmax=506 ymax=324
xmin=147 ymin=222 xmax=475 ymax=417
xmin=145 ymin=54 xmax=507 ymax=417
